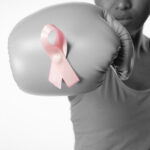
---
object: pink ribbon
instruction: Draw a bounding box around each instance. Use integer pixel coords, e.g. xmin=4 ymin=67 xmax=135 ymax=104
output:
xmin=40 ymin=24 xmax=80 ymax=89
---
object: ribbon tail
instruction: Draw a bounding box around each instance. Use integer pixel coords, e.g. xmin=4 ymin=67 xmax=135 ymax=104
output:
xmin=49 ymin=63 xmax=62 ymax=89
xmin=58 ymin=58 xmax=80 ymax=87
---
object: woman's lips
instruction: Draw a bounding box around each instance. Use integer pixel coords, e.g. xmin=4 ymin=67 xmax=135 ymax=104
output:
xmin=115 ymin=16 xmax=133 ymax=25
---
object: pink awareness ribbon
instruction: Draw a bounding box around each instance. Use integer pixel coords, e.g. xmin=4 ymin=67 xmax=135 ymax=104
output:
xmin=40 ymin=24 xmax=80 ymax=89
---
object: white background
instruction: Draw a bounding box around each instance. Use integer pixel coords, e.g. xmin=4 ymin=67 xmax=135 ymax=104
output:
xmin=0 ymin=0 xmax=150 ymax=150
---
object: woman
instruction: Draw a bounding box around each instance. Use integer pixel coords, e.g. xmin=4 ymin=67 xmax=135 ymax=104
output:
xmin=68 ymin=0 xmax=150 ymax=149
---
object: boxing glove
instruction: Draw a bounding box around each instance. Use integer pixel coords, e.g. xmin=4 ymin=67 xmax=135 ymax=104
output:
xmin=8 ymin=2 xmax=134 ymax=96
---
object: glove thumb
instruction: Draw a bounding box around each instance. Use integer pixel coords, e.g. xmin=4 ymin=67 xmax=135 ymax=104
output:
xmin=102 ymin=9 xmax=135 ymax=80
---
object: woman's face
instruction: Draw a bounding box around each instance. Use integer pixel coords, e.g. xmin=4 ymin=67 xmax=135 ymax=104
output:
xmin=94 ymin=0 xmax=150 ymax=34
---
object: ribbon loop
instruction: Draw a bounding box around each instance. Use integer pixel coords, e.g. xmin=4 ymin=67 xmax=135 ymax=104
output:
xmin=41 ymin=24 xmax=80 ymax=89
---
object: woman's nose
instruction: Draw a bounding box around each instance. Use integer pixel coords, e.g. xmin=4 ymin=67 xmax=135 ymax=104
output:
xmin=115 ymin=0 xmax=132 ymax=10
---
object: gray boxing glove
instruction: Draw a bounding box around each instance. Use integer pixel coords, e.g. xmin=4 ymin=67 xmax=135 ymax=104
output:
xmin=8 ymin=2 xmax=134 ymax=96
